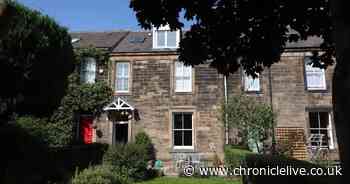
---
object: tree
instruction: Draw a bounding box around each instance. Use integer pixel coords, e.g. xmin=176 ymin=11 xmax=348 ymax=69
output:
xmin=130 ymin=0 xmax=347 ymax=179
xmin=330 ymin=0 xmax=350 ymax=181
xmin=222 ymin=94 xmax=274 ymax=153
xmin=0 ymin=0 xmax=74 ymax=121
xmin=0 ymin=0 xmax=5 ymax=16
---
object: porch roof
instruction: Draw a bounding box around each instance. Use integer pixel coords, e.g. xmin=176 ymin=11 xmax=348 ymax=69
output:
xmin=103 ymin=97 xmax=134 ymax=111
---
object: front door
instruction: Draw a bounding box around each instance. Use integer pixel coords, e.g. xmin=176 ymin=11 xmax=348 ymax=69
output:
xmin=114 ymin=122 xmax=128 ymax=144
xmin=80 ymin=116 xmax=93 ymax=144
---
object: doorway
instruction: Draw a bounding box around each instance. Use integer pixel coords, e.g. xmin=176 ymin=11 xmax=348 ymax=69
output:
xmin=80 ymin=116 xmax=93 ymax=144
xmin=113 ymin=122 xmax=128 ymax=144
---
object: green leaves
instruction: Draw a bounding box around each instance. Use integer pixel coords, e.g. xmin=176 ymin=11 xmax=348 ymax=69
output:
xmin=130 ymin=0 xmax=335 ymax=76
xmin=14 ymin=47 xmax=113 ymax=146
xmin=75 ymin=46 xmax=109 ymax=66
xmin=0 ymin=0 xmax=74 ymax=118
xmin=222 ymin=94 xmax=275 ymax=152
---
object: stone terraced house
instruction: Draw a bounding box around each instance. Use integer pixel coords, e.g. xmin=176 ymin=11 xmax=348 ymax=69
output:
xmin=70 ymin=27 xmax=338 ymax=174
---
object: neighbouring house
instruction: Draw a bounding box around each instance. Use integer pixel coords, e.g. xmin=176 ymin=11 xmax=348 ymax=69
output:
xmin=70 ymin=27 xmax=338 ymax=174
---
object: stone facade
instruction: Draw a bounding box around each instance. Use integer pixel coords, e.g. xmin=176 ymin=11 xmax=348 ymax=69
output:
xmin=227 ymin=51 xmax=338 ymax=160
xmin=71 ymin=31 xmax=339 ymax=174
xmin=94 ymin=53 xmax=225 ymax=174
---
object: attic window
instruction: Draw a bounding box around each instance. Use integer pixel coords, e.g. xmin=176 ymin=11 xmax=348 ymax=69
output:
xmin=153 ymin=25 xmax=180 ymax=49
xmin=128 ymin=36 xmax=145 ymax=43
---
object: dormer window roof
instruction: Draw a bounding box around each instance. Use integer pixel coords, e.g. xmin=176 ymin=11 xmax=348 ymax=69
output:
xmin=153 ymin=25 xmax=180 ymax=49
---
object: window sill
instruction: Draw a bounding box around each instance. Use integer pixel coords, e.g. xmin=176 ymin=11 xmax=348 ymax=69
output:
xmin=244 ymin=90 xmax=263 ymax=95
xmin=114 ymin=91 xmax=132 ymax=96
xmin=306 ymin=89 xmax=329 ymax=93
xmin=174 ymin=91 xmax=194 ymax=95
xmin=170 ymin=147 xmax=196 ymax=153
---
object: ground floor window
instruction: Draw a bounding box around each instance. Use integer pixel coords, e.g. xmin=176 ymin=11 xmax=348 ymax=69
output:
xmin=308 ymin=111 xmax=334 ymax=149
xmin=173 ymin=112 xmax=193 ymax=149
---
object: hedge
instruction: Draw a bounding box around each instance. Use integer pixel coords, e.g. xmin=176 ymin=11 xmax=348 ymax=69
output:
xmin=103 ymin=143 xmax=150 ymax=181
xmin=242 ymin=154 xmax=339 ymax=184
xmin=72 ymin=165 xmax=130 ymax=184
xmin=224 ymin=146 xmax=253 ymax=169
xmin=0 ymin=123 xmax=108 ymax=184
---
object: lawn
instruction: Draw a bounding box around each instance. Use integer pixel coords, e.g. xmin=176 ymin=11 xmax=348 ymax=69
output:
xmin=136 ymin=177 xmax=241 ymax=184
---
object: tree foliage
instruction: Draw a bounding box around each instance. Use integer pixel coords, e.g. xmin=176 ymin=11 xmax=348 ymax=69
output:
xmin=130 ymin=0 xmax=334 ymax=76
xmin=51 ymin=73 xmax=113 ymax=124
xmin=222 ymin=95 xmax=275 ymax=153
xmin=15 ymin=47 xmax=113 ymax=146
xmin=0 ymin=0 xmax=74 ymax=119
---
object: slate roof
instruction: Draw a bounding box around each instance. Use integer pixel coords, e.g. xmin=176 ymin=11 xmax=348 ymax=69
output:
xmin=112 ymin=31 xmax=154 ymax=53
xmin=70 ymin=31 xmax=323 ymax=53
xmin=70 ymin=31 xmax=129 ymax=49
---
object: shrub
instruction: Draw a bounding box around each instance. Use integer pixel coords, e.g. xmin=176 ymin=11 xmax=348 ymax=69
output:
xmin=49 ymin=143 xmax=109 ymax=172
xmin=242 ymin=154 xmax=337 ymax=184
xmin=0 ymin=123 xmax=52 ymax=184
xmin=224 ymin=146 xmax=253 ymax=168
xmin=222 ymin=94 xmax=275 ymax=153
xmin=134 ymin=131 xmax=156 ymax=161
xmin=103 ymin=143 xmax=148 ymax=181
xmin=16 ymin=116 xmax=73 ymax=146
xmin=72 ymin=165 xmax=130 ymax=184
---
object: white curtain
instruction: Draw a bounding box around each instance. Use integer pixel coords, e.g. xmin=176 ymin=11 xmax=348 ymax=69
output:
xmin=80 ymin=57 xmax=96 ymax=83
xmin=116 ymin=62 xmax=129 ymax=91
xmin=244 ymin=74 xmax=260 ymax=91
xmin=305 ymin=60 xmax=326 ymax=90
xmin=175 ymin=62 xmax=192 ymax=92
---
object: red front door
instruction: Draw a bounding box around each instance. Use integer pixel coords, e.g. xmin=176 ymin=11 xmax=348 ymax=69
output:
xmin=80 ymin=116 xmax=93 ymax=144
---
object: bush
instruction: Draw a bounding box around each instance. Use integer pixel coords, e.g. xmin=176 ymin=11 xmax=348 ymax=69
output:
xmin=0 ymin=123 xmax=52 ymax=184
xmin=16 ymin=116 xmax=73 ymax=146
xmin=224 ymin=146 xmax=253 ymax=168
xmin=103 ymin=143 xmax=148 ymax=181
xmin=134 ymin=131 xmax=156 ymax=161
xmin=72 ymin=165 xmax=130 ymax=184
xmin=242 ymin=154 xmax=337 ymax=184
xmin=50 ymin=143 xmax=109 ymax=172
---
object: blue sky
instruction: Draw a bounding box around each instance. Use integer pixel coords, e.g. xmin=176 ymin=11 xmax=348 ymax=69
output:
xmin=17 ymin=0 xmax=192 ymax=32
xmin=17 ymin=0 xmax=147 ymax=32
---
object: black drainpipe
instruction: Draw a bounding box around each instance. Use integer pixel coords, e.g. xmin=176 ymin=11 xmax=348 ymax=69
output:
xmin=269 ymin=67 xmax=277 ymax=154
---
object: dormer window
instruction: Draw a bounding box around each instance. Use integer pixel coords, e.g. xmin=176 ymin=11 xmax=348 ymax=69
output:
xmin=153 ymin=25 xmax=180 ymax=49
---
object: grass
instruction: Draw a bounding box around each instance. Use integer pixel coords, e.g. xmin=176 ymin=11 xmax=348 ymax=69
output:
xmin=136 ymin=177 xmax=241 ymax=184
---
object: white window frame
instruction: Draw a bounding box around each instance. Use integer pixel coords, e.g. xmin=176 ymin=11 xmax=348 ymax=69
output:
xmin=172 ymin=112 xmax=194 ymax=150
xmin=115 ymin=62 xmax=130 ymax=93
xmin=243 ymin=72 xmax=260 ymax=92
xmin=80 ymin=57 xmax=96 ymax=84
xmin=309 ymin=111 xmax=335 ymax=150
xmin=305 ymin=57 xmax=326 ymax=90
xmin=174 ymin=62 xmax=193 ymax=92
xmin=153 ymin=25 xmax=180 ymax=49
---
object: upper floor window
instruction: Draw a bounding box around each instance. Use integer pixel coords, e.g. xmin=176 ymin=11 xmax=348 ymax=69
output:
xmin=153 ymin=25 xmax=180 ymax=49
xmin=115 ymin=62 xmax=130 ymax=92
xmin=308 ymin=111 xmax=334 ymax=149
xmin=173 ymin=112 xmax=193 ymax=149
xmin=80 ymin=57 xmax=96 ymax=84
xmin=175 ymin=62 xmax=192 ymax=92
xmin=243 ymin=72 xmax=260 ymax=92
xmin=305 ymin=57 xmax=326 ymax=90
